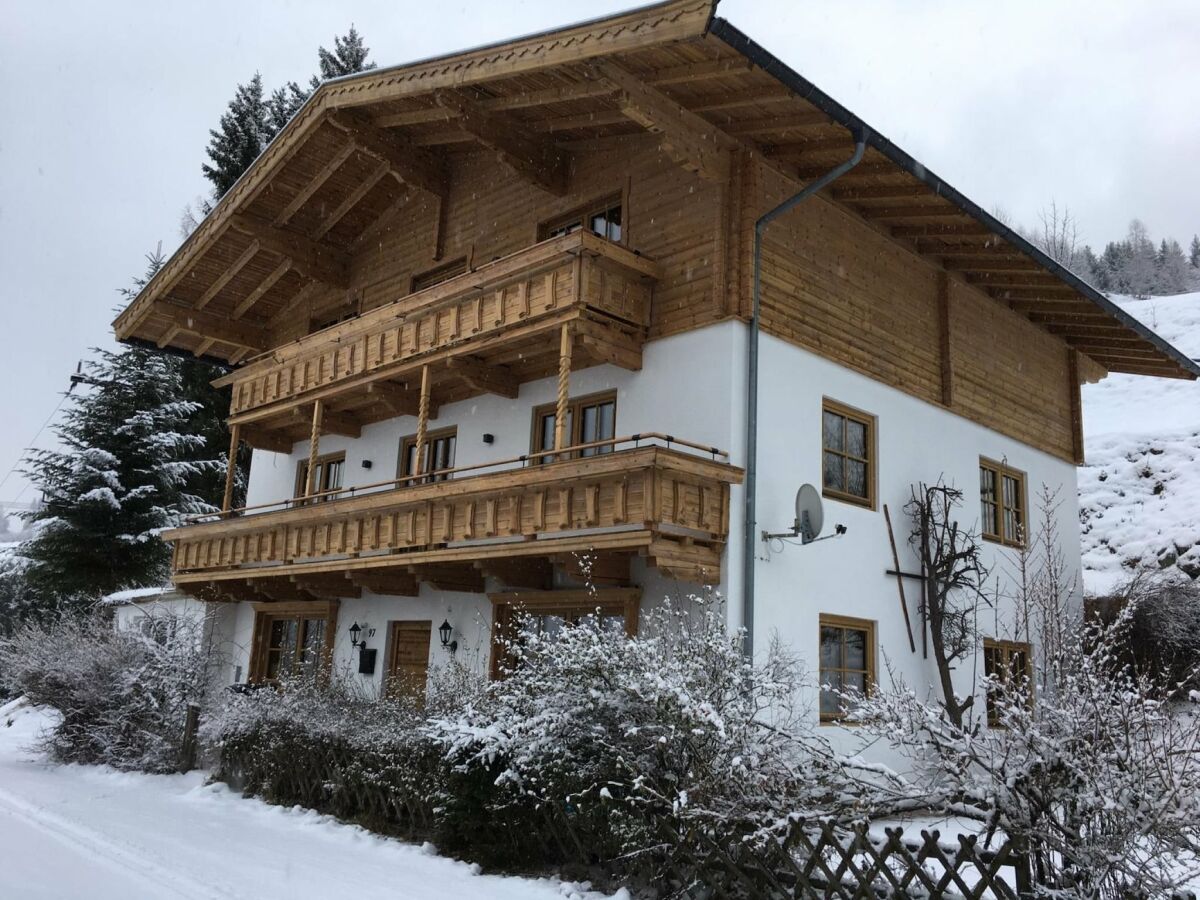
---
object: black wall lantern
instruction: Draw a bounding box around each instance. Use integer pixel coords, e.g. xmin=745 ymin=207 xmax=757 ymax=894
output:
xmin=349 ymin=621 xmax=377 ymax=674
xmin=349 ymin=622 xmax=363 ymax=648
xmin=438 ymin=619 xmax=457 ymax=655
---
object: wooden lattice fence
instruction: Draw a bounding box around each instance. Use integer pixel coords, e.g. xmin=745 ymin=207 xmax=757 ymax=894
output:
xmin=656 ymin=817 xmax=1031 ymax=899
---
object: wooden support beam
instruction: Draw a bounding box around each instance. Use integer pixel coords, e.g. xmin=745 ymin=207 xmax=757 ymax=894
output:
xmin=792 ymin=161 xmax=895 ymax=181
xmin=365 ymin=381 xmax=421 ymax=416
xmin=414 ymin=365 xmax=431 ymax=477
xmin=937 ymin=271 xmax=953 ymax=407
xmin=230 ymin=212 xmax=350 ymax=288
xmin=240 ymin=426 xmax=295 ymax=454
xmin=962 ymin=273 xmax=1064 ymax=289
xmin=432 ymin=90 xmax=570 ymax=195
xmin=221 ymin=424 xmax=240 ymax=513
xmin=408 ymin=563 xmax=485 ymax=593
xmin=195 ymin=240 xmax=260 ymax=311
xmin=327 ymin=110 xmax=448 ymax=198
xmin=589 ymin=59 xmax=733 ymax=182
xmin=346 ymin=569 xmax=420 ymax=597
xmin=474 ymin=557 xmax=553 ymax=590
xmin=446 ymin=356 xmax=519 ymax=398
xmin=232 ymin=258 xmax=292 ymax=320
xmin=832 ymin=184 xmax=931 ymax=202
xmin=311 ymin=160 xmax=390 ymax=241
xmin=149 ymin=303 xmax=269 ymax=351
xmin=252 ymin=578 xmax=316 ymax=603
xmin=290 ymin=575 xmax=360 ymax=600
xmin=293 ymin=405 xmax=361 ymax=438
xmin=892 ymin=223 xmax=995 ymax=238
xmin=273 ymin=142 xmax=358 ymax=227
xmin=267 ymin=281 xmax=324 ymax=330
xmin=554 ymin=324 xmax=573 ymax=451
xmin=942 ymin=257 xmax=1044 ymax=272
xmin=305 ymin=400 xmax=324 ymax=497
xmin=723 ymin=112 xmax=832 ymax=135
xmin=981 ymin=286 xmax=1083 ymax=300
xmin=858 ymin=205 xmax=968 ymax=221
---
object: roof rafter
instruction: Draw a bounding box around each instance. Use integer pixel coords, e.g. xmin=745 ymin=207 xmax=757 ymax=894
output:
xmin=230 ymin=213 xmax=350 ymax=288
xmin=587 ymin=59 xmax=734 ymax=182
xmin=432 ymin=89 xmax=570 ymax=195
xmin=327 ymin=110 xmax=448 ymax=197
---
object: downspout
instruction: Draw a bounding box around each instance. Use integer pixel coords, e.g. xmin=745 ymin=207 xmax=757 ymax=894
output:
xmin=742 ymin=128 xmax=868 ymax=659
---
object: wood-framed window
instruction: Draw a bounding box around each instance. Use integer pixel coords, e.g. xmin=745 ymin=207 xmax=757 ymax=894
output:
xmin=530 ymin=390 xmax=617 ymax=464
xmin=821 ymin=399 xmax=876 ymax=508
xmin=398 ymin=427 xmax=457 ymax=484
xmin=411 ymin=257 xmax=468 ymax=293
xmin=979 ymin=458 xmax=1027 ymax=547
xmin=818 ymin=614 xmax=876 ymax=723
xmin=539 ymin=194 xmax=623 ymax=243
xmin=385 ymin=620 xmax=432 ymax=703
xmin=488 ymin=589 xmax=640 ymax=679
xmin=249 ymin=600 xmax=338 ymax=684
xmin=982 ymin=638 xmax=1033 ymax=727
xmin=295 ymin=451 xmax=345 ymax=502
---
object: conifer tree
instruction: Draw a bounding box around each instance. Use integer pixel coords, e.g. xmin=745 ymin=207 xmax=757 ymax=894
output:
xmin=1190 ymin=235 xmax=1200 ymax=269
xmin=19 ymin=348 xmax=221 ymax=601
xmin=311 ymin=26 xmax=376 ymax=87
xmin=201 ymin=73 xmax=272 ymax=199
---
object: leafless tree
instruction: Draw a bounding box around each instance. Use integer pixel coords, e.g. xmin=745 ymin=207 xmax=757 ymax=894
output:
xmin=1032 ymin=200 xmax=1080 ymax=268
xmin=905 ymin=480 xmax=992 ymax=729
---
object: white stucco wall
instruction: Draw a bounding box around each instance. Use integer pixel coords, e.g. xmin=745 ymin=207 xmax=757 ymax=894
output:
xmin=222 ymin=319 xmax=1083 ymax=757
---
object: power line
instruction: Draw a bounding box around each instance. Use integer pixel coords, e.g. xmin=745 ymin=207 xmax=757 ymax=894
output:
xmin=0 ymin=390 xmax=70 ymax=498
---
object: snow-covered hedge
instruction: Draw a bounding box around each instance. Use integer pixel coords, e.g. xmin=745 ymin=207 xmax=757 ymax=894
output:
xmin=0 ymin=612 xmax=218 ymax=772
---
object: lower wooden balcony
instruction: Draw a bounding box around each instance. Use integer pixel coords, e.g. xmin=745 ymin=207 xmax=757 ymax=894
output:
xmin=168 ymin=437 xmax=742 ymax=602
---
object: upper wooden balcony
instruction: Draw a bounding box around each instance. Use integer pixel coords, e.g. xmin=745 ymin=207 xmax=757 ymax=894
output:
xmin=167 ymin=436 xmax=742 ymax=601
xmin=216 ymin=231 xmax=656 ymax=450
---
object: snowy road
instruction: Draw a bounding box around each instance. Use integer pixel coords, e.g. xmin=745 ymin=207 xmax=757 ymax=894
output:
xmin=0 ymin=701 xmax=617 ymax=900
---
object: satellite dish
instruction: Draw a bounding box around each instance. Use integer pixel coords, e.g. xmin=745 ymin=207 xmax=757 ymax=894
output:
xmin=794 ymin=484 xmax=824 ymax=544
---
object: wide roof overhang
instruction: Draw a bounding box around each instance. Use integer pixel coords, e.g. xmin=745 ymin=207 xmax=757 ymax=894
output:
xmin=112 ymin=0 xmax=1198 ymax=381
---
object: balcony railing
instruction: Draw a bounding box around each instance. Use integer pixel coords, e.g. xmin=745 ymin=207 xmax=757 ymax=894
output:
xmin=167 ymin=435 xmax=742 ymax=587
xmin=217 ymin=230 xmax=656 ymax=426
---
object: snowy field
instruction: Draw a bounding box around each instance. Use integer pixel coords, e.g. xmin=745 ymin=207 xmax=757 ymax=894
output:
xmin=0 ymin=700 xmax=620 ymax=900
xmin=1080 ymin=291 xmax=1200 ymax=594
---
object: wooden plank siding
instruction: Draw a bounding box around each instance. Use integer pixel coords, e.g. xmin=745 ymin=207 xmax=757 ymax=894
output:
xmin=749 ymin=159 xmax=1078 ymax=461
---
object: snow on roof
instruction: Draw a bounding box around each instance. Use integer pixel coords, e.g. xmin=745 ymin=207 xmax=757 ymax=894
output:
xmin=100 ymin=585 xmax=177 ymax=606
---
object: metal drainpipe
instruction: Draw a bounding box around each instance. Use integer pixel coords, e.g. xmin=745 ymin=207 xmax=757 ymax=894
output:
xmin=742 ymin=128 xmax=867 ymax=659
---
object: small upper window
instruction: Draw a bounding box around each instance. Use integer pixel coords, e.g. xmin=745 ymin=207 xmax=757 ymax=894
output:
xmin=411 ymin=257 xmax=467 ymax=293
xmin=980 ymin=459 xmax=1026 ymax=546
xmin=982 ymin=638 xmax=1032 ymax=727
xmin=818 ymin=614 xmax=875 ymax=723
xmin=540 ymin=196 xmax=622 ymax=243
xmin=821 ymin=399 xmax=875 ymax=508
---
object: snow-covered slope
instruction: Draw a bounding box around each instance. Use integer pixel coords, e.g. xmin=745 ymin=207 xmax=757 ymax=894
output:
xmin=1080 ymin=292 xmax=1200 ymax=594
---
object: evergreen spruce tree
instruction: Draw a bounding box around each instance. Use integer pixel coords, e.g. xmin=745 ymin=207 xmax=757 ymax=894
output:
xmin=19 ymin=348 xmax=221 ymax=601
xmin=311 ymin=26 xmax=376 ymax=87
xmin=1190 ymin=235 xmax=1200 ymax=269
xmin=201 ymin=73 xmax=272 ymax=199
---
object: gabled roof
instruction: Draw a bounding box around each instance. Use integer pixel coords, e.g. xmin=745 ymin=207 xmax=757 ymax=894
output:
xmin=112 ymin=0 xmax=1198 ymax=380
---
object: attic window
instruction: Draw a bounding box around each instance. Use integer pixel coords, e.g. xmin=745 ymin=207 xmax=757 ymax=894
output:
xmin=540 ymin=195 xmax=622 ymax=243
xmin=411 ymin=257 xmax=467 ymax=293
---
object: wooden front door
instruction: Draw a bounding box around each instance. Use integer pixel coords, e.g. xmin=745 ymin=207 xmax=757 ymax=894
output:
xmin=387 ymin=620 xmax=432 ymax=701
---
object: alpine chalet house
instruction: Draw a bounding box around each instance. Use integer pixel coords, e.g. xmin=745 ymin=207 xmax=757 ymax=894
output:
xmin=112 ymin=1 xmax=1198 ymax=721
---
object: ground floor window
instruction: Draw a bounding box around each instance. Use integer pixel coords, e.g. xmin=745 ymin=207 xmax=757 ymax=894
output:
xmin=979 ymin=458 xmax=1027 ymax=547
xmin=249 ymin=601 xmax=338 ymax=684
xmin=385 ymin=620 xmax=432 ymax=702
xmin=818 ymin=614 xmax=876 ymax=723
xmin=982 ymin=637 xmax=1033 ymax=727
xmin=488 ymin=588 xmax=640 ymax=679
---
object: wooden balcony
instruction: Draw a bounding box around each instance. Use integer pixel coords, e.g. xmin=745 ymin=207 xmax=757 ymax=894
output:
xmin=216 ymin=231 xmax=656 ymax=449
xmin=168 ymin=437 xmax=742 ymax=601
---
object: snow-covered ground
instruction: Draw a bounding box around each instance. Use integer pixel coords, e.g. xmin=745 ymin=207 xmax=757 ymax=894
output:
xmin=0 ymin=700 xmax=620 ymax=900
xmin=1080 ymin=292 xmax=1200 ymax=595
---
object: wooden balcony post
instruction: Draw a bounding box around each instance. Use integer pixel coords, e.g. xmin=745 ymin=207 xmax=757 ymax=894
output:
xmin=221 ymin=424 xmax=241 ymax=513
xmin=554 ymin=324 xmax=573 ymax=451
xmin=305 ymin=400 xmax=324 ymax=497
xmin=414 ymin=364 xmax=431 ymax=476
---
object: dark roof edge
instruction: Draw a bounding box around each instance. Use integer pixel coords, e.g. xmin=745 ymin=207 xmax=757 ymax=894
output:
xmin=709 ymin=17 xmax=1200 ymax=379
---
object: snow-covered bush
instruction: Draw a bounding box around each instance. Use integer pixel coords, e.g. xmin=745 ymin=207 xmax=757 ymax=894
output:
xmin=849 ymin=605 xmax=1200 ymax=896
xmin=207 ymin=661 xmax=488 ymax=838
xmin=1108 ymin=574 xmax=1200 ymax=691
xmin=0 ymin=611 xmax=218 ymax=772
xmin=430 ymin=597 xmax=866 ymax=879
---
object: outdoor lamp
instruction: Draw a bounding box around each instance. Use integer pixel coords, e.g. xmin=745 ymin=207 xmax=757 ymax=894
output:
xmin=439 ymin=619 xmax=457 ymax=654
xmin=349 ymin=621 xmax=363 ymax=648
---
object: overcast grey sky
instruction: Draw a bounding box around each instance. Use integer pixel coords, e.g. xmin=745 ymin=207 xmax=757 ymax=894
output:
xmin=1 ymin=0 xmax=1197 ymax=503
